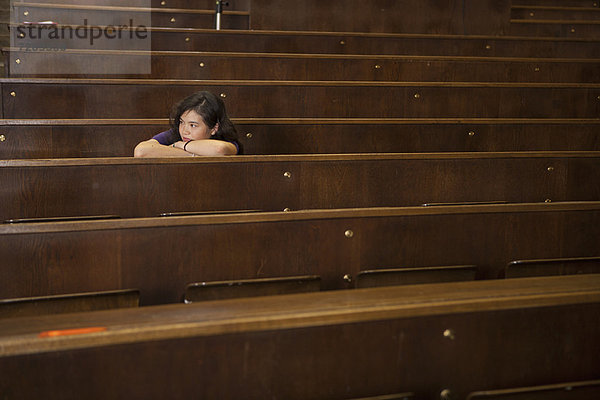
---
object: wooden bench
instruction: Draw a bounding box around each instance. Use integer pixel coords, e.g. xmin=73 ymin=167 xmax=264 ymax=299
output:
xmin=0 ymin=275 xmax=598 ymax=399
xmin=1 ymin=152 xmax=598 ymax=220
xmin=2 ymin=79 xmax=598 ymax=119
xmin=1 ymin=118 xmax=599 ymax=158
xmin=4 ymin=48 xmax=600 ymax=82
xmin=0 ymin=289 xmax=139 ymax=319
xmin=11 ymin=2 xmax=250 ymax=29
xmin=23 ymin=0 xmax=250 ymax=9
xmin=0 ymin=202 xmax=598 ymax=305
xmin=10 ymin=25 xmax=600 ymax=57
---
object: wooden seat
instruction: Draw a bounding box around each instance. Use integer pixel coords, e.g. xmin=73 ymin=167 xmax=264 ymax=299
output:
xmin=1 ymin=118 xmax=599 ymax=158
xmin=504 ymin=256 xmax=600 ymax=278
xmin=0 ymin=202 xmax=598 ymax=305
xmin=1 ymin=152 xmax=598 ymax=221
xmin=467 ymin=379 xmax=600 ymax=399
xmin=0 ymin=289 xmax=139 ymax=319
xmin=184 ymin=275 xmax=321 ymax=302
xmin=0 ymin=275 xmax=598 ymax=398
xmin=6 ymin=48 xmax=600 ymax=82
xmin=356 ymin=265 xmax=478 ymax=288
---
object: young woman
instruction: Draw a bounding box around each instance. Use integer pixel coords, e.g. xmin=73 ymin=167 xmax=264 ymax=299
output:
xmin=134 ymin=91 xmax=242 ymax=157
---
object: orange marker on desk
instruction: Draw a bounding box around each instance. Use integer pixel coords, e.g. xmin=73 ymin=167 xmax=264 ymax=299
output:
xmin=39 ymin=327 xmax=107 ymax=338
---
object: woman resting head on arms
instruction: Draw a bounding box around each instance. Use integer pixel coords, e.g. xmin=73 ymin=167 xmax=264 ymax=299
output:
xmin=134 ymin=91 xmax=241 ymax=157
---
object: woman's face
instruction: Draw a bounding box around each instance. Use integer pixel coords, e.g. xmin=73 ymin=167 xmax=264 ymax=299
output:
xmin=178 ymin=109 xmax=217 ymax=142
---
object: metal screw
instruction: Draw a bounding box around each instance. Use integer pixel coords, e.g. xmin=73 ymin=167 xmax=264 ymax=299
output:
xmin=283 ymin=171 xmax=291 ymax=178
xmin=245 ymin=132 xmax=253 ymax=138
xmin=443 ymin=329 xmax=455 ymax=340
xmin=344 ymin=230 xmax=354 ymax=238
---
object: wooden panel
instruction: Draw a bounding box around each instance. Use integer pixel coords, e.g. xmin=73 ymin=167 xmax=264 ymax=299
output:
xmin=2 ymin=79 xmax=599 ymax=119
xmin=21 ymin=0 xmax=250 ymax=10
xmin=356 ymin=265 xmax=478 ymax=288
xmin=0 ymin=276 xmax=598 ymax=399
xmin=184 ymin=275 xmax=321 ymax=302
xmin=249 ymin=0 xmax=511 ymax=35
xmin=467 ymin=380 xmax=600 ymax=399
xmin=0 ymin=152 xmax=598 ymax=220
xmin=5 ymin=49 xmax=600 ymax=82
xmin=0 ymin=289 xmax=139 ymax=319
xmin=513 ymin=0 xmax=598 ymax=6
xmin=505 ymin=256 xmax=600 ymax=278
xmin=10 ymin=26 xmax=600 ymax=58
xmin=12 ymin=4 xmax=249 ymax=29
xmin=512 ymin=7 xmax=600 ymax=21
xmin=0 ymin=202 xmax=598 ymax=304
xmin=510 ymin=20 xmax=600 ymax=37
xmin=1 ymin=119 xmax=599 ymax=158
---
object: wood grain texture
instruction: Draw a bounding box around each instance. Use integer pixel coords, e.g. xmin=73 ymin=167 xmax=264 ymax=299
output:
xmin=0 ymin=202 xmax=598 ymax=305
xmin=0 ymin=275 xmax=598 ymax=399
xmin=0 ymin=152 xmax=598 ymax=220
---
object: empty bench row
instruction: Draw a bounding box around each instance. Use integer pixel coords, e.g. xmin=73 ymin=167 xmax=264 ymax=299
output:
xmin=1 ymin=202 xmax=598 ymax=305
xmin=1 ymin=152 xmax=598 ymax=220
xmin=2 ymin=79 xmax=599 ymax=119
xmin=4 ymin=256 xmax=599 ymax=319
xmin=1 ymin=118 xmax=599 ymax=158
xmin=10 ymin=0 xmax=510 ymax=35
xmin=0 ymin=275 xmax=598 ymax=399
xmin=11 ymin=26 xmax=600 ymax=57
xmin=4 ymin=49 xmax=600 ymax=82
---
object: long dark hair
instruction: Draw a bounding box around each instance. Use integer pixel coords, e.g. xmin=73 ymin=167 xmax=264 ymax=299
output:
xmin=169 ymin=91 xmax=242 ymax=154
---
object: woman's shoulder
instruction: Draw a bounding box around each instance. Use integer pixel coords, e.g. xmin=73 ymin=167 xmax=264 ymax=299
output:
xmin=152 ymin=129 xmax=178 ymax=145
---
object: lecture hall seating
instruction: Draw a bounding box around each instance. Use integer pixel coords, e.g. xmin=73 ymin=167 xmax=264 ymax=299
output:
xmin=0 ymin=152 xmax=598 ymax=220
xmin=0 ymin=275 xmax=598 ymax=399
xmin=0 ymin=202 xmax=598 ymax=305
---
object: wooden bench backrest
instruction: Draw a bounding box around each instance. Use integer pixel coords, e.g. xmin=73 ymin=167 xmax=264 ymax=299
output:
xmin=0 ymin=202 xmax=598 ymax=305
xmin=0 ymin=153 xmax=597 ymax=220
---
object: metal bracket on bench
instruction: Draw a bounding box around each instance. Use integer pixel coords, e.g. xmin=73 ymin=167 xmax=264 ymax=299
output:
xmin=216 ymin=1 xmax=230 ymax=30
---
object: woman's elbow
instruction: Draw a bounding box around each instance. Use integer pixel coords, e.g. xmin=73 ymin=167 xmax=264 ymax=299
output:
xmin=133 ymin=141 xmax=152 ymax=157
xmin=214 ymin=141 xmax=238 ymax=156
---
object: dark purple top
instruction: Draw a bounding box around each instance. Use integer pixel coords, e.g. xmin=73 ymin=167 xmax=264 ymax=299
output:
xmin=152 ymin=129 xmax=240 ymax=154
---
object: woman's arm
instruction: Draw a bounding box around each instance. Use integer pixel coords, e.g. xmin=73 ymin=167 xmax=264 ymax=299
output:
xmin=174 ymin=139 xmax=238 ymax=156
xmin=133 ymin=139 xmax=192 ymax=158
